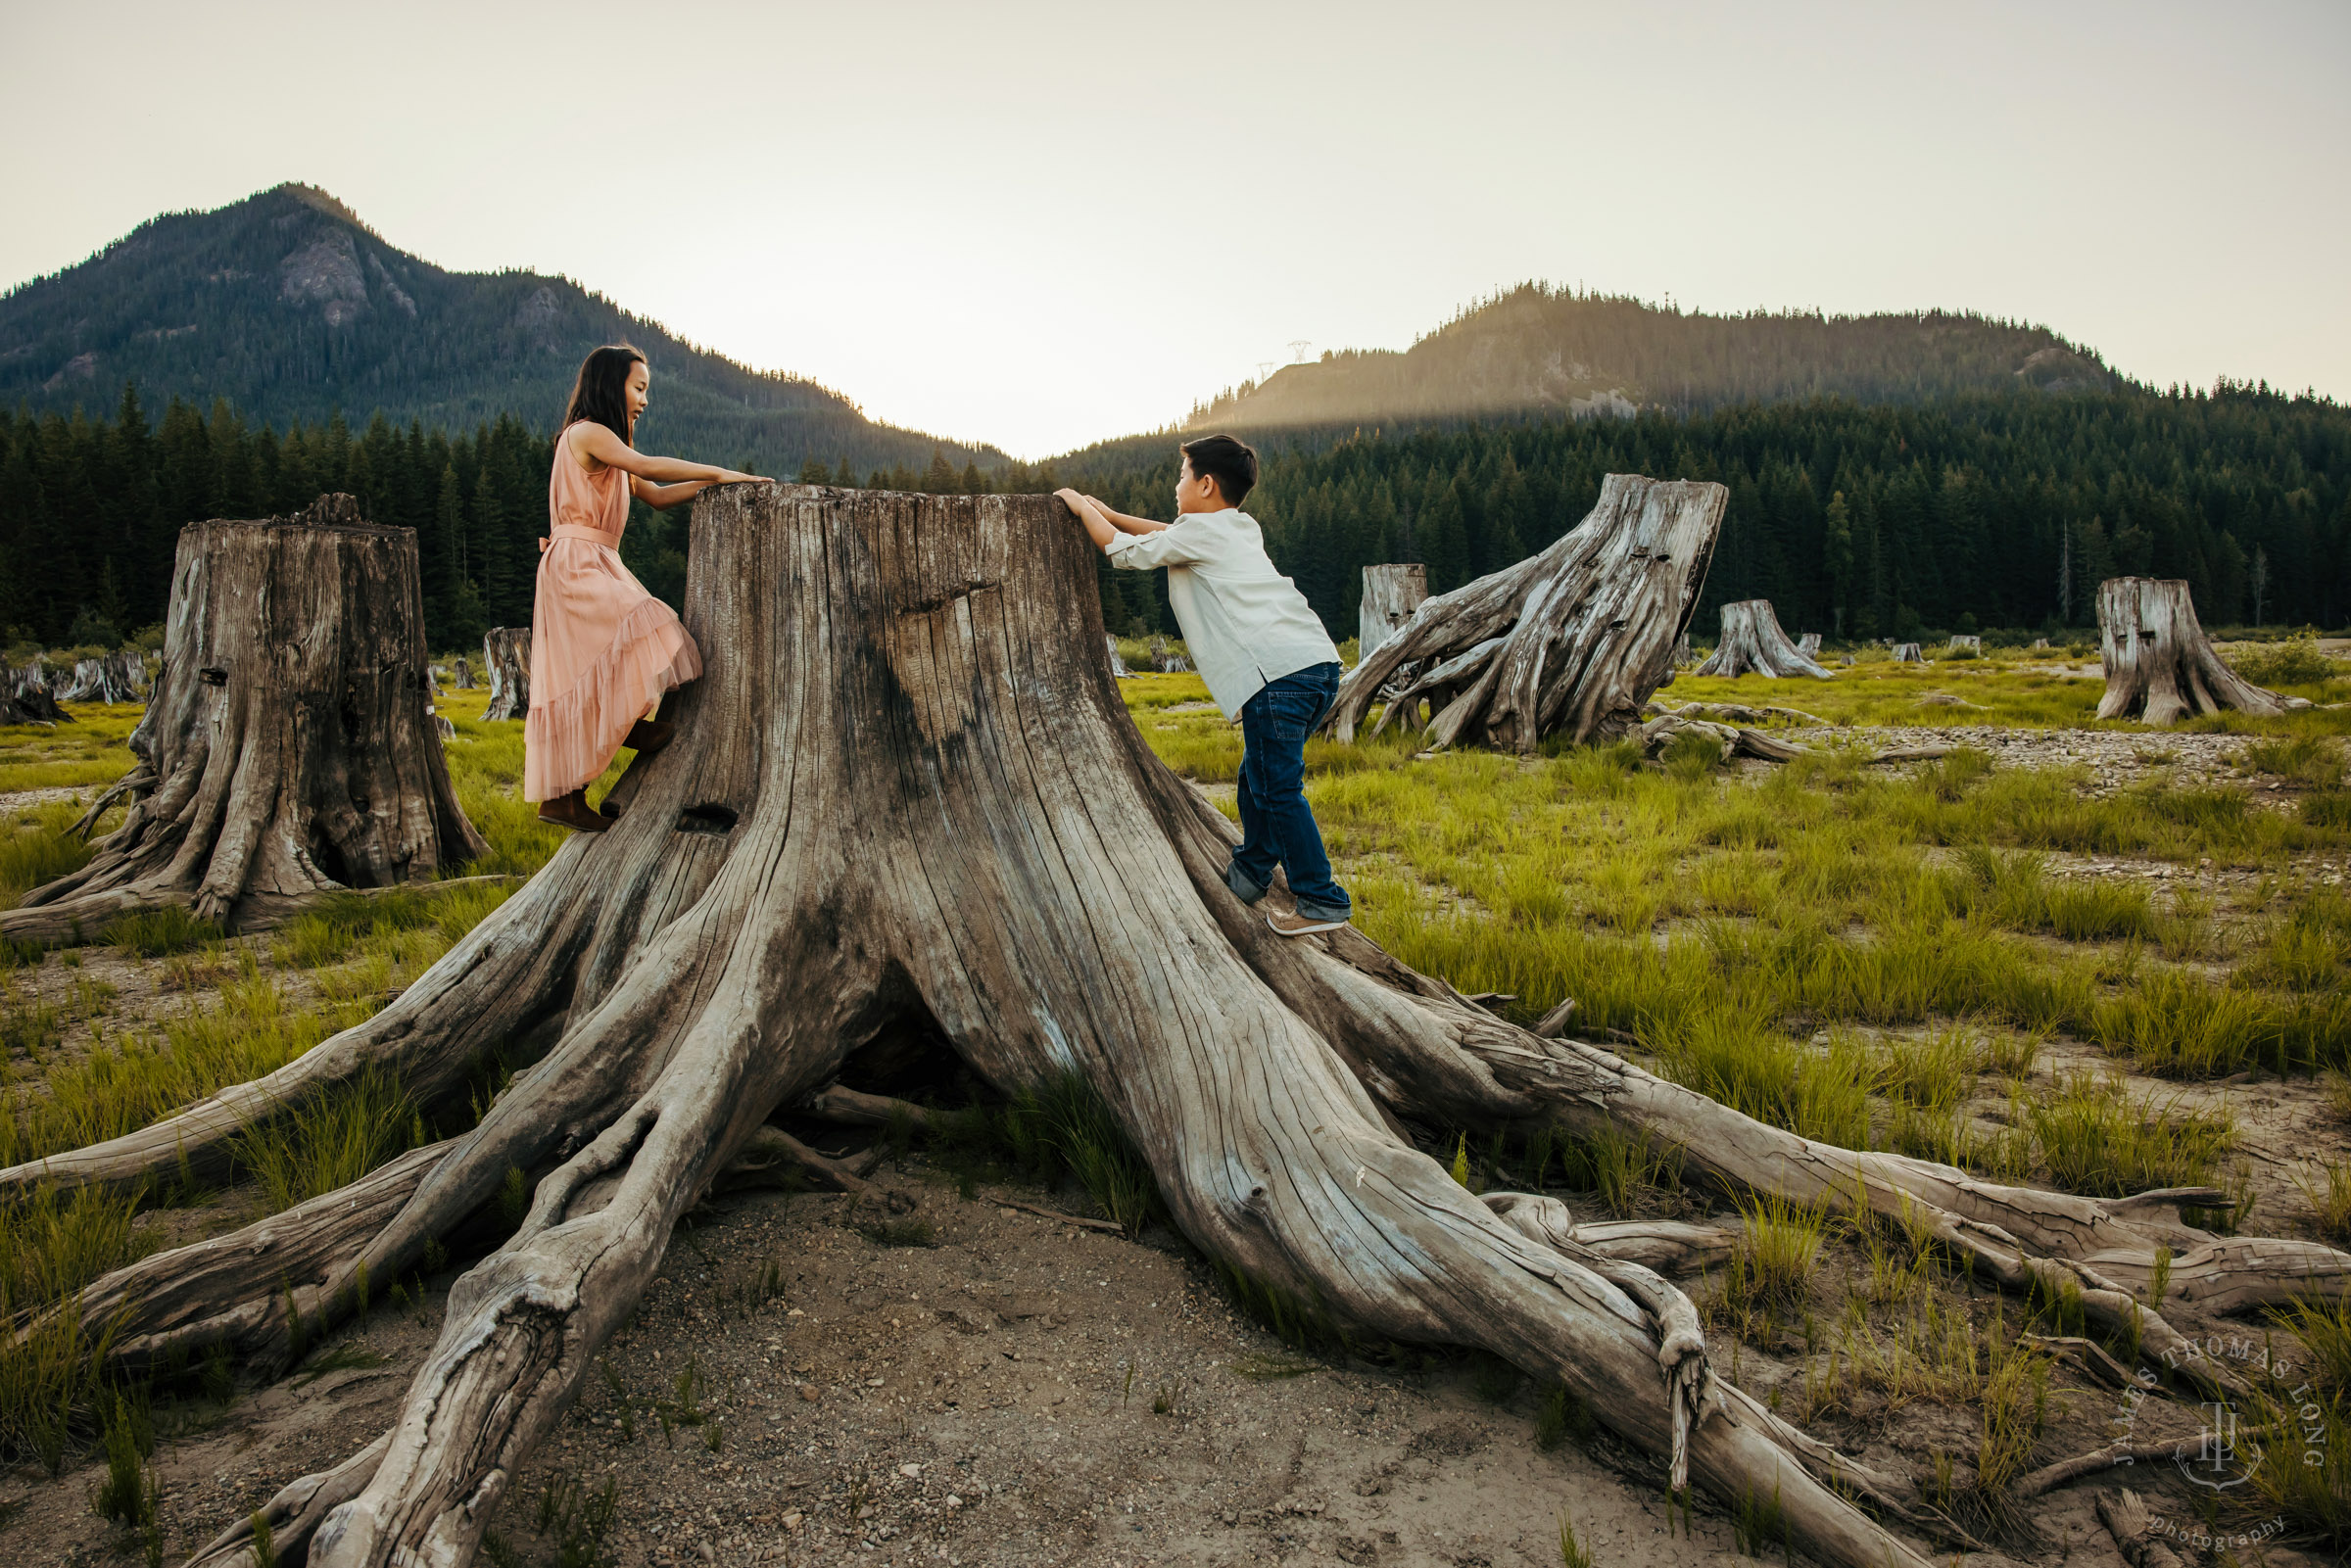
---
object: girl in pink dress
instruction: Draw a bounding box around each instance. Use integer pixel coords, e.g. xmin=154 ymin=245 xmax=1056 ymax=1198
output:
xmin=525 ymin=345 xmax=764 ymax=832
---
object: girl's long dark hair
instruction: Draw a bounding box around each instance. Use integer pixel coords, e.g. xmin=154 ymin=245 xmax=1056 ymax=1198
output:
xmin=562 ymin=344 xmax=647 ymax=446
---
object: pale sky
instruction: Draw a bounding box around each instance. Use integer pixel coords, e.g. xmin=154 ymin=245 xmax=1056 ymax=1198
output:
xmin=5 ymin=1 xmax=2346 ymax=457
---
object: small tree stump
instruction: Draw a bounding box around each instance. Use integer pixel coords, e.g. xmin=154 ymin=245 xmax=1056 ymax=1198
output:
xmin=1796 ymin=632 xmax=1822 ymax=658
xmin=57 ymin=650 xmax=147 ymax=704
xmin=1694 ymin=599 xmax=1833 ymax=680
xmin=1358 ymin=563 xmax=1428 ymax=659
xmin=481 ymin=628 xmax=531 ymax=722
xmin=1946 ymin=635 xmax=1982 ymax=654
xmin=2095 ymin=577 xmax=2304 ymax=724
xmin=2 ymin=495 xmax=487 ymax=937
xmin=1104 ymin=636 xmax=1131 ymax=679
xmin=1147 ymin=634 xmax=1191 ymax=674
xmin=453 ymin=657 xmax=477 ymax=690
xmin=1331 ymin=475 xmax=1727 ymax=751
xmin=1892 ymin=642 xmax=1925 ymax=663
xmin=3 ymin=662 xmax=70 ymax=726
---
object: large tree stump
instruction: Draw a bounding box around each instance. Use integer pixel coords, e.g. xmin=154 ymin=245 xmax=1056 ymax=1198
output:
xmin=1693 ymin=599 xmax=1833 ymax=680
xmin=1358 ymin=562 xmax=1428 ymax=658
xmin=1330 ymin=475 xmax=1726 ymax=751
xmin=480 ymin=628 xmax=530 ymax=722
xmin=10 ymin=485 xmax=2345 ymax=1568
xmin=3 ymin=662 xmax=70 ymax=726
xmin=2094 ymin=577 xmax=2305 ymax=724
xmin=0 ymin=496 xmax=487 ymax=938
xmin=57 ymin=651 xmax=146 ymax=704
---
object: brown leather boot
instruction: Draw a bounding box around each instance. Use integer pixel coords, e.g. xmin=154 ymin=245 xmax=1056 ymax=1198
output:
xmin=624 ymin=718 xmax=675 ymax=754
xmin=537 ymin=788 xmax=610 ymax=833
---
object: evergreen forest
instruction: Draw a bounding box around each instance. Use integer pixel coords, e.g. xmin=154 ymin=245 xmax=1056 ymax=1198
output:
xmin=5 ymin=381 xmax=2346 ymax=655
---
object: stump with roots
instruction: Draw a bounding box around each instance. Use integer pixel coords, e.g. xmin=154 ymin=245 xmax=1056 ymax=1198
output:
xmin=58 ymin=650 xmax=147 ymax=704
xmin=2095 ymin=577 xmax=2307 ymax=725
xmin=1331 ymin=475 xmax=1726 ymax=751
xmin=0 ymin=496 xmax=487 ymax=940
xmin=1893 ymin=641 xmax=1925 ymax=663
xmin=11 ymin=486 xmax=2349 ymax=1568
xmin=481 ymin=627 xmax=530 ymax=722
xmin=3 ymin=662 xmax=70 ymax=726
xmin=1693 ymin=599 xmax=1833 ymax=680
xmin=1358 ymin=562 xmax=1428 ymax=658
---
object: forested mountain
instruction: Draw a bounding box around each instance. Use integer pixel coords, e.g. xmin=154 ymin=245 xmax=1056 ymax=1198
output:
xmin=0 ymin=184 xmax=1000 ymax=476
xmin=1080 ymin=385 xmax=2351 ymax=643
xmin=1187 ymin=285 xmax=2117 ymax=431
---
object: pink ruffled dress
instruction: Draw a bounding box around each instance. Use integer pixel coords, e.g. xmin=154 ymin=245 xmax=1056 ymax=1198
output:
xmin=521 ymin=425 xmax=701 ymax=802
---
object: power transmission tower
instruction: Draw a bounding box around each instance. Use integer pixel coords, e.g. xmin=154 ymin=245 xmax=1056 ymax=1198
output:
xmin=1256 ymin=360 xmax=1277 ymax=384
xmin=1288 ymin=340 xmax=1313 ymax=363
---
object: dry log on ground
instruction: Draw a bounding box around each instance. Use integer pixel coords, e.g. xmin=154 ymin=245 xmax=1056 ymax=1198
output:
xmin=1892 ymin=641 xmax=1924 ymax=663
xmin=1694 ymin=599 xmax=1833 ymax=680
xmin=1647 ymin=698 xmax=1834 ymax=729
xmin=1358 ymin=563 xmax=1428 ymax=658
xmin=2094 ymin=1488 xmax=2188 ymax=1568
xmin=0 ymin=496 xmax=487 ymax=939
xmin=1330 ymin=474 xmax=1726 ymax=752
xmin=2095 ymin=577 xmax=2308 ymax=724
xmin=13 ymin=485 xmax=2343 ymax=1568
xmin=1637 ymin=710 xmax=1949 ymax=768
xmin=481 ymin=627 xmax=530 ymax=722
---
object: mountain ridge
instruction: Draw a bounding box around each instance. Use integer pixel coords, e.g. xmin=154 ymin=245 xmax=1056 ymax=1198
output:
xmin=0 ymin=183 xmax=1002 ymax=472
xmin=1186 ymin=284 xmax=2118 ymax=433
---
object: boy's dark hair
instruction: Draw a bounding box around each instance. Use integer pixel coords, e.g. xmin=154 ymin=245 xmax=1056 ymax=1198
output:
xmin=563 ymin=344 xmax=648 ymax=446
xmin=1180 ymin=433 xmax=1258 ymax=507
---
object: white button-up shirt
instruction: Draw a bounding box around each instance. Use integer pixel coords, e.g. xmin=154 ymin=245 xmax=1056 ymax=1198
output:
xmin=1104 ymin=508 xmax=1342 ymax=719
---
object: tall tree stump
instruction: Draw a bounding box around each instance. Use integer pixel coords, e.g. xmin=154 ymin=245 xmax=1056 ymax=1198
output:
xmin=1358 ymin=562 xmax=1428 ymax=658
xmin=453 ymin=656 xmax=477 ymax=690
xmin=1694 ymin=600 xmax=1833 ymax=680
xmin=481 ymin=628 xmax=530 ymax=722
xmin=0 ymin=496 xmax=487 ymax=938
xmin=2094 ymin=577 xmax=2305 ymax=724
xmin=1331 ymin=475 xmax=1727 ymax=750
xmin=13 ymin=486 xmax=2346 ymax=1568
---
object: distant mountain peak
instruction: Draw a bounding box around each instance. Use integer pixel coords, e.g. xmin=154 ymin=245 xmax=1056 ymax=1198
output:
xmin=1190 ymin=283 xmax=2117 ymax=431
xmin=0 ymin=184 xmax=1000 ymax=472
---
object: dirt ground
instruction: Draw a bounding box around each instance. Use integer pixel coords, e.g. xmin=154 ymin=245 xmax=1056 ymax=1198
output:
xmin=5 ymin=1163 xmax=1787 ymax=1568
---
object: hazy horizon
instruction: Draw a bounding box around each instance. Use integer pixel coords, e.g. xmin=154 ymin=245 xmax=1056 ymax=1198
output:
xmin=5 ymin=1 xmax=2346 ymax=458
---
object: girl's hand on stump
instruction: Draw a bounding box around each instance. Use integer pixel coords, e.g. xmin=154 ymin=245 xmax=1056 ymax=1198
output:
xmin=715 ymin=469 xmax=770 ymax=486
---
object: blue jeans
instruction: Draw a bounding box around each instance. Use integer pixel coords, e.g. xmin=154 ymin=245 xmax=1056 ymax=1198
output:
xmin=1225 ymin=662 xmax=1351 ymax=923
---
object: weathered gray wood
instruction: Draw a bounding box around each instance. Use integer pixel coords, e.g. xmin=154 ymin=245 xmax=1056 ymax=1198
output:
xmin=2 ymin=661 xmax=70 ymax=726
xmin=1330 ymin=475 xmax=1726 ymax=752
xmin=1357 ymin=562 xmax=1427 ymax=658
xmin=1945 ymin=634 xmax=1982 ymax=654
xmin=1693 ymin=599 xmax=1832 ymax=680
xmin=1892 ymin=641 xmax=1925 ymax=663
xmin=453 ymin=656 xmax=477 ymax=690
xmin=1105 ymin=635 xmax=1131 ymax=678
xmin=481 ymin=627 xmax=530 ymax=722
xmin=1146 ymin=633 xmax=1190 ymax=674
xmin=1796 ymin=632 xmax=1821 ymax=658
xmin=2095 ymin=577 xmax=2305 ymax=724
xmin=58 ymin=650 xmax=146 ymax=703
xmin=0 ymin=496 xmax=488 ymax=938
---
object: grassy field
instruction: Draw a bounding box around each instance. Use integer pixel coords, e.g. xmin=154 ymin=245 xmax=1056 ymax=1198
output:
xmin=3 ymin=654 xmax=2348 ymax=1549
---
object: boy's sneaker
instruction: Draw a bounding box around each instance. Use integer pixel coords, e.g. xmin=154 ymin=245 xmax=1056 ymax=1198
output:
xmin=1268 ymin=910 xmax=1349 ymax=937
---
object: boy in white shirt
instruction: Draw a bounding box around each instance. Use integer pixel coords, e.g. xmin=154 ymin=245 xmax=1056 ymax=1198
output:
xmin=1056 ymin=435 xmax=1352 ymax=935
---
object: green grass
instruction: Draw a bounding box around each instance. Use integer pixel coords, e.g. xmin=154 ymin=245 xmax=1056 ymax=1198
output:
xmin=2028 ymin=1074 xmax=2235 ymax=1196
xmin=0 ymin=799 xmax=101 ymax=911
xmin=229 ymin=1067 xmax=420 ymax=1215
xmin=104 ymin=907 xmax=224 ymax=958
